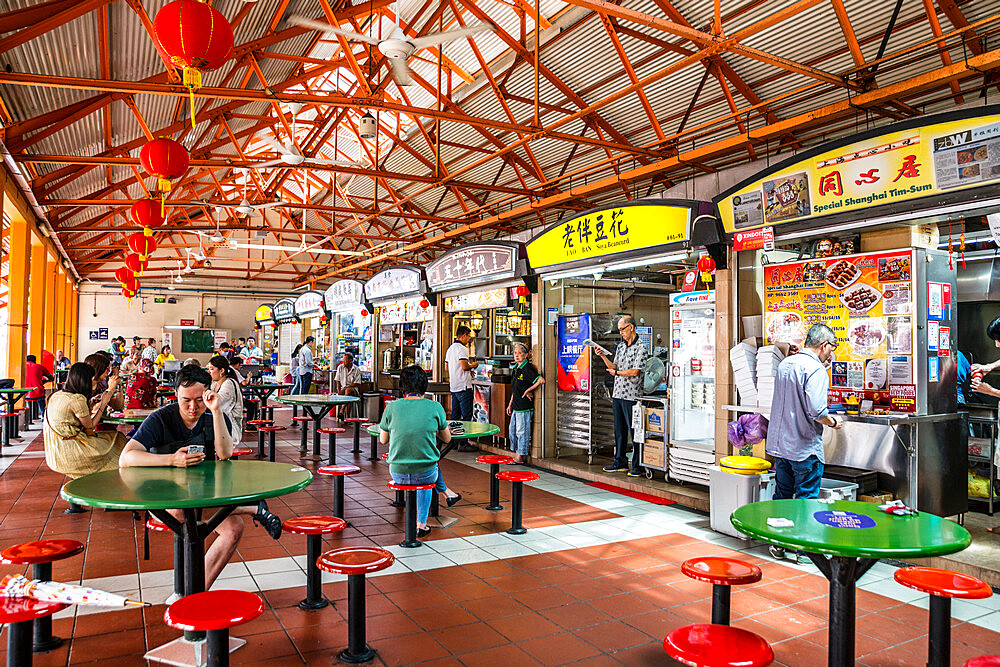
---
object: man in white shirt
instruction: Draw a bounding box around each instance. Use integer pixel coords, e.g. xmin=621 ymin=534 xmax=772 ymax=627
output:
xmin=298 ymin=337 xmax=314 ymax=395
xmin=245 ymin=338 xmax=264 ymax=363
xmin=335 ymin=352 xmax=363 ymax=418
xmin=446 ymin=325 xmax=477 ymax=421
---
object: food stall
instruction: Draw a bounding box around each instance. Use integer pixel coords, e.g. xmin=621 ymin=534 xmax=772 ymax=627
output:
xmin=253 ymin=304 xmax=277 ymax=363
xmin=294 ymin=290 xmax=331 ymax=391
xmin=527 ymin=199 xmax=722 ymax=474
xmin=272 ymin=297 xmax=299 ymax=366
xmin=425 ymin=242 xmax=535 ymax=434
xmin=711 ymin=107 xmax=1000 ymax=517
xmin=324 ymin=280 xmax=374 ymax=384
xmin=363 ymin=266 xmax=435 ymax=394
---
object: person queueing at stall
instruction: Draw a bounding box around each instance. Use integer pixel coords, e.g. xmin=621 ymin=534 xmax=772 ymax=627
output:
xmin=298 ymin=337 xmax=315 ymax=396
xmin=506 ymin=343 xmax=545 ymax=464
xmin=119 ymin=365 xmax=282 ymax=600
xmin=968 ymin=315 xmax=1000 ymax=535
xmin=765 ymin=323 xmax=844 ymax=562
xmin=446 ymin=326 xmax=478 ymax=451
xmin=594 ymin=315 xmax=649 ymax=477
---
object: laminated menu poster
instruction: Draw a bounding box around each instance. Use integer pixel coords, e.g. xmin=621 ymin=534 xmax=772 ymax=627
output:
xmin=763 ymin=249 xmax=916 ymax=407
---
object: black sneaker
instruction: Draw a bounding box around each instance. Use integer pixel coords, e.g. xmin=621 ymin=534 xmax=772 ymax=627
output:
xmin=446 ymin=492 xmax=462 ymax=508
xmin=768 ymin=545 xmax=785 ymax=560
xmin=602 ymin=464 xmax=629 ymax=473
xmin=252 ymin=500 xmax=282 ymax=540
xmin=417 ymin=527 xmax=432 ymax=538
xmin=626 ymin=469 xmax=642 ymax=477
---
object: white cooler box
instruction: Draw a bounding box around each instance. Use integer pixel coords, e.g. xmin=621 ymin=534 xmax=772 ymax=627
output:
xmin=709 ymin=466 xmax=775 ymax=539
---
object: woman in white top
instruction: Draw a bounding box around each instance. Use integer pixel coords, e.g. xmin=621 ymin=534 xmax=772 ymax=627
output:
xmin=207 ymin=354 xmax=243 ymax=441
xmin=289 ymin=344 xmax=302 ymax=394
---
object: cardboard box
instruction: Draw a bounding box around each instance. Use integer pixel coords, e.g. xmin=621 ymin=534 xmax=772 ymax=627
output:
xmin=641 ymin=438 xmax=666 ymax=469
xmin=861 ymin=225 xmax=938 ymax=252
xmin=859 ymin=493 xmax=893 ymax=505
xmin=646 ymin=408 xmax=665 ymax=433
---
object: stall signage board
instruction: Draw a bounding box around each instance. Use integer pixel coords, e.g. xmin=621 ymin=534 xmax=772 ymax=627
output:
xmin=365 ymin=267 xmax=422 ymax=302
xmin=324 ymin=280 xmax=365 ymax=312
xmin=378 ymin=299 xmax=432 ymax=325
xmin=670 ymin=290 xmax=714 ymax=305
xmin=681 ymin=270 xmax=697 ymax=291
xmin=556 ymin=314 xmax=591 ymax=393
xmin=444 ymin=288 xmax=507 ymax=312
xmin=294 ymin=291 xmax=326 ymax=318
xmin=716 ymin=110 xmax=1000 ymax=234
xmin=254 ymin=304 xmax=274 ymax=325
xmin=273 ymin=298 xmax=296 ymax=323
xmin=526 ymin=203 xmax=690 ymax=270
xmin=763 ymin=249 xmax=915 ymax=407
xmin=426 ymin=245 xmax=517 ymax=291
xmin=732 ymin=226 xmax=774 ymax=251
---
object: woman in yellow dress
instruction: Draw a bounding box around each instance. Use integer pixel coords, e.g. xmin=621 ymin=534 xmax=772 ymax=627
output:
xmin=44 ymin=362 xmax=126 ymax=512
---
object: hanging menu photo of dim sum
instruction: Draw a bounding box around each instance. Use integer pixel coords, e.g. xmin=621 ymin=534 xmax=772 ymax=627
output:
xmin=763 ymin=249 xmax=916 ymax=410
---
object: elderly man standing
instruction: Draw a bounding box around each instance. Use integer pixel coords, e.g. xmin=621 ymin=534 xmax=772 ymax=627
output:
xmin=335 ymin=352 xmax=363 ymax=418
xmin=594 ymin=315 xmax=649 ymax=477
xmin=766 ymin=323 xmax=843 ymax=562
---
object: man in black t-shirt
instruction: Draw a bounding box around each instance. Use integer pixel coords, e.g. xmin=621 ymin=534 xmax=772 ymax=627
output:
xmin=119 ymin=365 xmax=242 ymax=597
xmin=506 ymin=343 xmax=545 ymax=464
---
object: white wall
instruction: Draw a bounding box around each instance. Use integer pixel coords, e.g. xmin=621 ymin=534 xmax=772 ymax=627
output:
xmin=76 ymin=285 xmax=287 ymax=361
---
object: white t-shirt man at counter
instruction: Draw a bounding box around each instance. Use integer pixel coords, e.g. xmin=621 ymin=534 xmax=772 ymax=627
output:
xmin=445 ymin=325 xmax=478 ymax=422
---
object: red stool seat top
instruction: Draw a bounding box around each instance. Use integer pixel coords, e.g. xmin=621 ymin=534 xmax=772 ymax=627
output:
xmin=231 ymin=447 xmax=254 ymax=457
xmin=0 ymin=412 xmax=16 ymax=418
xmin=496 ymin=470 xmax=540 ymax=483
xmin=362 ymin=423 xmax=375 ymax=428
xmin=283 ymin=516 xmax=347 ymax=536
xmin=164 ymin=590 xmax=264 ymax=631
xmin=0 ymin=596 xmax=68 ymax=623
xmin=894 ymin=567 xmax=993 ymax=599
xmin=317 ymin=464 xmax=361 ymax=476
xmin=317 ymin=427 xmax=347 ymax=434
xmin=387 ymin=481 xmax=435 ymax=491
xmin=344 ymin=417 xmax=367 ymax=423
xmin=246 ymin=420 xmax=273 ymax=426
xmin=681 ymin=557 xmax=763 ymax=586
xmin=664 ymin=624 xmax=774 ymax=667
xmin=146 ymin=518 xmax=170 ymax=532
xmin=966 ymin=657 xmax=1000 ymax=666
xmin=381 ymin=453 xmax=388 ymax=461
xmin=247 ymin=398 xmax=261 ymax=403
xmin=1 ymin=539 xmax=84 ymax=565
xmin=257 ymin=426 xmax=286 ymax=432
xmin=317 ymin=547 xmax=395 ymax=575
xmin=292 ymin=416 xmax=312 ymax=422
xmin=165 ymin=396 xmax=177 ymax=401
xmin=476 ymin=454 xmax=514 ymax=465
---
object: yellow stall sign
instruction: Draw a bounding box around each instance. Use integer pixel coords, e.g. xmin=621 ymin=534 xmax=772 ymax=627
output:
xmin=254 ymin=304 xmax=274 ymax=324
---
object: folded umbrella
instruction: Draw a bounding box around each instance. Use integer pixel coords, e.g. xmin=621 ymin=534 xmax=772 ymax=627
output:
xmin=0 ymin=574 xmax=150 ymax=608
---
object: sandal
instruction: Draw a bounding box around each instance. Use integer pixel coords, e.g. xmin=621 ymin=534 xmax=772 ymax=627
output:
xmin=252 ymin=500 xmax=283 ymax=540
xmin=987 ymin=526 xmax=1000 ymax=535
xmin=417 ymin=527 xmax=431 ymax=538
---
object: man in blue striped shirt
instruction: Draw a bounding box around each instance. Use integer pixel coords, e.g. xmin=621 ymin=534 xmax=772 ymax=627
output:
xmin=765 ymin=323 xmax=843 ymax=561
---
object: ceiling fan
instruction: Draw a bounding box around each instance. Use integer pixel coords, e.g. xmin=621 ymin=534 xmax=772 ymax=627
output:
xmin=194 ymin=206 xmax=226 ymax=243
xmin=230 ymin=169 xmax=295 ymax=217
xmin=289 ymin=10 xmax=493 ymax=87
xmin=253 ymin=103 xmax=361 ymax=169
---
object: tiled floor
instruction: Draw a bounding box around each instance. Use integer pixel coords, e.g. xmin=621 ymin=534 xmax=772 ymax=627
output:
xmin=1 ymin=408 xmax=999 ymax=665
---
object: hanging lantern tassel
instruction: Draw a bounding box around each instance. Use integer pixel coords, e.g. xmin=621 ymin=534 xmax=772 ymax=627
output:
xmin=697 ymin=255 xmax=716 ymax=285
xmin=183 ymin=67 xmax=202 ymax=129
xmin=960 ymin=217 xmax=967 ymax=269
xmin=948 ymin=218 xmax=954 ymax=270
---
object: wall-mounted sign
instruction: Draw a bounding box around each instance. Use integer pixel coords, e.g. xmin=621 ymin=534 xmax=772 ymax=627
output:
xmin=444 ymin=288 xmax=508 ymax=312
xmin=670 ymin=290 xmax=714 ymax=306
xmin=294 ymin=291 xmax=326 ymax=318
xmin=426 ymin=243 xmax=520 ymax=292
xmin=254 ymin=304 xmax=274 ymax=325
xmin=365 ymin=266 xmax=423 ymax=302
xmin=154 ymin=297 xmax=166 ymax=304
xmin=273 ymin=298 xmax=296 ymax=323
xmin=180 ymin=319 xmax=195 ymax=326
xmin=716 ymin=107 xmax=1000 ymax=234
xmin=324 ymin=280 xmax=365 ymax=312
xmin=527 ymin=201 xmax=691 ymax=272
xmin=378 ymin=299 xmax=433 ymax=325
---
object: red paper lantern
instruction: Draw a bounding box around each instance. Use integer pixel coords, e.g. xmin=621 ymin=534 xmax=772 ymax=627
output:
xmin=140 ymin=137 xmax=189 ymax=195
xmin=128 ymin=232 xmax=157 ymax=261
xmin=114 ymin=266 xmax=134 ymax=284
xmin=419 ymin=298 xmax=430 ymax=309
xmin=125 ymin=253 xmax=148 ymax=276
xmin=152 ymin=0 xmax=234 ymax=127
xmin=697 ymin=255 xmax=716 ymax=285
xmin=122 ymin=276 xmax=140 ymax=294
xmin=360 ymin=308 xmax=369 ymax=318
xmin=130 ymin=198 xmax=165 ymax=231
xmin=515 ymin=285 xmax=530 ymax=297
xmin=122 ymin=287 xmax=138 ymax=299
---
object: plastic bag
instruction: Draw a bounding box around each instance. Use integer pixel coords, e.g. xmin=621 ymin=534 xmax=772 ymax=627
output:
xmin=727 ymin=420 xmax=746 ymax=448
xmin=740 ymin=413 xmax=769 ymax=444
xmin=969 ymin=471 xmax=992 ymax=498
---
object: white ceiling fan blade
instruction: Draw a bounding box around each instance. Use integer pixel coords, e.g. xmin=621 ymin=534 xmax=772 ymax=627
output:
xmin=250 ymin=159 xmax=287 ymax=169
xmin=259 ymin=133 xmax=294 ymax=157
xmin=409 ymin=23 xmax=493 ymax=50
xmin=252 ymin=201 xmax=289 ymax=210
xmin=288 ymin=16 xmax=380 ymax=45
xmin=388 ymin=57 xmax=413 ymax=86
xmin=309 ymin=158 xmax=360 ymax=167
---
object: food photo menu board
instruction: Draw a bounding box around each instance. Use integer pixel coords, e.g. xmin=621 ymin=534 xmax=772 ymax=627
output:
xmin=763 ymin=249 xmax=916 ymax=411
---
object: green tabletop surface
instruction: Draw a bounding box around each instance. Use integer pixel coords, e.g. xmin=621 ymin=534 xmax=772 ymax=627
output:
xmin=0 ymin=388 xmax=30 ymax=396
xmin=156 ymin=388 xmax=174 ymax=394
xmin=731 ymin=500 xmax=971 ymax=559
xmin=102 ymin=416 xmax=146 ymax=425
xmin=276 ymin=394 xmax=358 ymax=406
xmin=61 ymin=461 xmax=313 ymax=510
xmin=367 ymin=420 xmax=500 ymax=440
xmin=246 ymin=383 xmax=292 ymax=390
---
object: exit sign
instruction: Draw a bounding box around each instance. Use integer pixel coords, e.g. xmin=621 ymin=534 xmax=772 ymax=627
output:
xmin=154 ymin=297 xmax=165 ymax=303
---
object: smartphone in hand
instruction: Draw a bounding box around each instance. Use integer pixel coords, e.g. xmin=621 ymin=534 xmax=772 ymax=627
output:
xmin=187 ymin=444 xmax=205 ymax=455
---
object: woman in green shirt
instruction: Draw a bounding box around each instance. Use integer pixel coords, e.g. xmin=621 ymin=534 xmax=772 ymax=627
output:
xmin=379 ymin=365 xmax=461 ymax=536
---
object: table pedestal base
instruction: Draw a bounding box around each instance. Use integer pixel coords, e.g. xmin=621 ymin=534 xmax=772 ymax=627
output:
xmin=144 ymin=635 xmax=246 ymax=666
xmin=806 ymin=553 xmax=877 ymax=667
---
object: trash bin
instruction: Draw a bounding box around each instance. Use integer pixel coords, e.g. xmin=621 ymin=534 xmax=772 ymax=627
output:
xmin=362 ymin=392 xmax=381 ymax=421
xmin=709 ymin=465 xmax=775 ymax=539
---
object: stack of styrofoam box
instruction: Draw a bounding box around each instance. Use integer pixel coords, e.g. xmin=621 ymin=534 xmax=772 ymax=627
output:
xmin=755 ymin=344 xmax=786 ymax=409
xmin=729 ymin=341 xmax=757 ymax=406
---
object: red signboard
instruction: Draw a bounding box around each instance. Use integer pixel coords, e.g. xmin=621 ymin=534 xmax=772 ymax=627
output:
xmin=179 ymin=319 xmax=195 ymax=326
xmin=681 ymin=270 xmax=697 ymax=291
xmin=733 ymin=226 xmax=774 ymax=251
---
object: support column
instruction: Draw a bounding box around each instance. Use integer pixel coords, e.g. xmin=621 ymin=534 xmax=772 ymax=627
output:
xmin=43 ymin=254 xmax=57 ymax=355
xmin=54 ymin=268 xmax=66 ymax=356
xmin=6 ymin=219 xmax=31 ymax=385
xmin=27 ymin=240 xmax=46 ymax=358
xmin=69 ymin=286 xmax=78 ymax=360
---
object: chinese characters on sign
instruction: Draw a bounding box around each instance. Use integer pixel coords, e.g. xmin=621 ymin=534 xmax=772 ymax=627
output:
xmin=444 ymin=289 xmax=508 ymax=312
xmin=426 ymin=245 xmax=517 ymax=291
xmin=294 ymin=291 xmax=326 ymax=318
xmin=365 ymin=268 xmax=422 ymax=302
xmin=324 ymin=280 xmax=364 ymax=312
xmin=254 ymin=305 xmax=274 ymax=325
xmin=273 ymin=298 xmax=296 ymax=322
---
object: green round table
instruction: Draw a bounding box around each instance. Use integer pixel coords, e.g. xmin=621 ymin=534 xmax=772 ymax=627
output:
xmin=0 ymin=388 xmax=31 ymax=442
xmin=102 ymin=415 xmax=147 ymax=426
xmin=276 ymin=394 xmax=358 ymax=459
xmin=731 ymin=499 xmax=971 ymax=666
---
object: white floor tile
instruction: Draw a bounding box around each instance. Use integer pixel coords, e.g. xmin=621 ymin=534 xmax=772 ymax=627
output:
xmin=396 ymin=553 xmax=456 ymax=571
xmin=463 ymin=532 xmax=517 ymax=547
xmin=251 ymin=571 xmax=302 ymax=592
xmin=139 ymin=569 xmax=177 ymax=588
xmin=480 ymin=542 xmax=538 ymax=559
xmin=82 ymin=573 xmax=140 ymax=593
xmin=436 ymin=548 xmax=494 ymax=565
xmin=968 ymin=610 xmax=1000 ymax=630
xmin=423 ymin=537 xmax=477 ymax=553
xmin=245 ymin=556 xmax=302 ymax=575
xmin=858 ymin=577 xmax=927 ymax=603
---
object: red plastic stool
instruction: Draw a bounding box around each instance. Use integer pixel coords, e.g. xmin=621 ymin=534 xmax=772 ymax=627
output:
xmin=495 ymin=470 xmax=539 ymax=535
xmin=344 ymin=417 xmax=367 ymax=455
xmin=0 ymin=596 xmax=68 ymax=665
xmin=292 ymin=416 xmax=312 ymax=453
xmin=257 ymin=426 xmax=286 ymax=462
xmin=681 ymin=557 xmax=763 ymax=626
xmin=476 ymin=454 xmax=514 ymax=511
xmin=967 ymin=658 xmax=1000 ymax=666
xmin=164 ymin=590 xmax=264 ymax=667
xmin=317 ymin=547 xmax=395 ymax=664
xmin=1 ymin=411 xmax=17 ymax=449
xmin=146 ymin=517 xmax=183 ymax=602
xmin=386 ymin=482 xmax=435 ymax=547
xmin=381 ymin=454 xmax=405 ymax=507
xmin=317 ymin=426 xmax=347 ymax=465
xmin=895 ymin=567 xmax=993 ymax=667
xmin=282 ymin=516 xmax=347 ymax=610
xmin=165 ymin=395 xmax=177 ymax=402
xmin=1 ymin=539 xmax=84 ymax=652
xmin=317 ymin=464 xmax=361 ymax=521
xmin=246 ymin=419 xmax=273 ymax=457
xmin=231 ymin=447 xmax=254 ymax=459
xmin=664 ymin=624 xmax=773 ymax=667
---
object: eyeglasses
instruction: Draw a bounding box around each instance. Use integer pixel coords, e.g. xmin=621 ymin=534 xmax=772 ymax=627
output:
xmin=824 ymin=341 xmax=839 ymax=351
xmin=617 ymin=324 xmax=633 ymax=332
